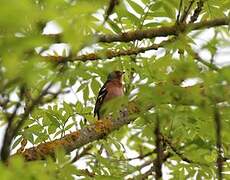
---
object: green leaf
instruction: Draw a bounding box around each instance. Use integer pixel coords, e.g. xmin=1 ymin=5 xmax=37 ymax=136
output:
xmin=63 ymin=101 xmax=73 ymax=116
xmin=83 ymin=86 xmax=89 ymax=102
xmin=76 ymin=101 xmax=83 ymax=113
xmin=107 ymin=19 xmax=122 ymax=34
xmin=126 ymin=0 xmax=144 ymax=15
xmin=46 ymin=112 xmax=60 ymax=127
xmin=12 ymin=136 xmax=23 ymax=150
xmin=162 ymin=1 xmax=175 ymax=19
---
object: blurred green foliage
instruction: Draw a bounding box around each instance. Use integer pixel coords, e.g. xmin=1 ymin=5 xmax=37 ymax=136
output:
xmin=0 ymin=0 xmax=230 ymax=179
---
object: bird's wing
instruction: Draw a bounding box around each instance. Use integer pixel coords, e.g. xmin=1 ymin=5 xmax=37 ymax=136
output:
xmin=94 ymin=81 xmax=109 ymax=119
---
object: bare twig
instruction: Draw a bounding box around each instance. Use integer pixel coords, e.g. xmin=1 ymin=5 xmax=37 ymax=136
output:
xmin=176 ymin=0 xmax=183 ymax=24
xmin=125 ymin=150 xmax=155 ymax=161
xmin=180 ymin=0 xmax=195 ymax=23
xmin=190 ymin=0 xmax=204 ymax=23
xmin=162 ymin=134 xmax=193 ymax=164
xmin=129 ymin=160 xmax=159 ymax=179
xmin=192 ymin=52 xmax=219 ymax=71
xmin=103 ymin=0 xmax=119 ymax=24
xmin=134 ymin=152 xmax=172 ymax=180
xmin=186 ymin=44 xmax=219 ymax=71
xmin=162 ymin=134 xmax=210 ymax=167
xmin=71 ymin=145 xmax=93 ymax=163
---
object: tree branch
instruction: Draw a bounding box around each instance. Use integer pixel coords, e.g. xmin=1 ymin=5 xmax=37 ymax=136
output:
xmin=11 ymin=84 xmax=53 ymax=139
xmin=46 ymin=37 xmax=219 ymax=72
xmin=213 ymin=106 xmax=223 ymax=180
xmin=96 ymin=17 xmax=230 ymax=43
xmin=103 ymin=0 xmax=119 ymax=24
xmin=46 ymin=39 xmax=172 ymax=63
xmin=43 ymin=18 xmax=228 ymax=72
xmin=14 ymin=108 xmax=132 ymax=161
xmin=12 ymin=83 xmax=230 ymax=161
xmin=43 ymin=17 xmax=230 ymax=45
xmin=154 ymin=114 xmax=162 ymax=179
xmin=1 ymin=84 xmax=53 ymax=162
xmin=1 ymin=87 xmax=25 ymax=162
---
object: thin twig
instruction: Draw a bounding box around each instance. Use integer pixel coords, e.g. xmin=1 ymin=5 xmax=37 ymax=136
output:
xmin=71 ymin=145 xmax=93 ymax=163
xmin=192 ymin=52 xmax=219 ymax=71
xmin=162 ymin=134 xmax=209 ymax=167
xmin=162 ymin=134 xmax=193 ymax=164
xmin=12 ymin=83 xmax=53 ymax=137
xmin=134 ymin=152 xmax=172 ymax=180
xmin=1 ymin=87 xmax=25 ymax=162
xmin=176 ymin=0 xmax=183 ymax=24
xmin=103 ymin=0 xmax=119 ymax=24
xmin=214 ymin=106 xmax=223 ymax=180
xmin=0 ymin=84 xmax=53 ymax=162
xmin=180 ymin=0 xmax=195 ymax=23
xmin=154 ymin=114 xmax=162 ymax=179
xmin=190 ymin=0 xmax=204 ymax=23
xmin=125 ymin=150 xmax=155 ymax=161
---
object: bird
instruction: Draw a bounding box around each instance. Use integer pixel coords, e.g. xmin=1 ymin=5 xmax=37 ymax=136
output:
xmin=94 ymin=71 xmax=125 ymax=120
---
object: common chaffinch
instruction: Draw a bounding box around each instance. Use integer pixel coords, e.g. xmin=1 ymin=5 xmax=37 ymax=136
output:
xmin=94 ymin=71 xmax=125 ymax=120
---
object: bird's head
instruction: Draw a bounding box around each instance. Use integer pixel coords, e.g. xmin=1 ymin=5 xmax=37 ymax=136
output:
xmin=107 ymin=71 xmax=125 ymax=81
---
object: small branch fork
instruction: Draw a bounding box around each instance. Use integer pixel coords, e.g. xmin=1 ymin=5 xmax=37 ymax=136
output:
xmin=46 ymin=37 xmax=219 ymax=71
xmin=1 ymin=87 xmax=25 ymax=162
xmin=0 ymin=83 xmax=61 ymax=163
xmin=43 ymin=14 xmax=224 ymax=72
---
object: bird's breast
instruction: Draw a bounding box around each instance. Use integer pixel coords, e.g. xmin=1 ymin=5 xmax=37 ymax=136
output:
xmin=104 ymin=82 xmax=124 ymax=102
